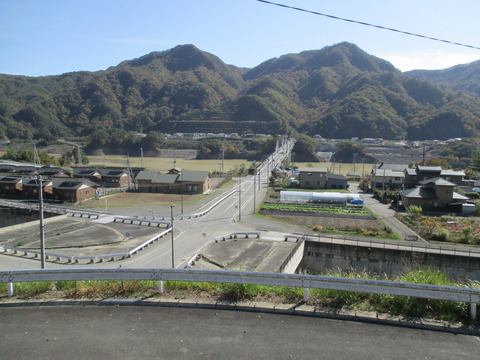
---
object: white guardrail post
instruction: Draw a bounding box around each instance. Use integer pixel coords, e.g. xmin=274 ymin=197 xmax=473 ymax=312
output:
xmin=7 ymin=282 xmax=13 ymax=298
xmin=1 ymin=268 xmax=479 ymax=321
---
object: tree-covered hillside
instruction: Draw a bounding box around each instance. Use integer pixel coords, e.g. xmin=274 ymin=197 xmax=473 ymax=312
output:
xmin=1 ymin=42 xmax=480 ymax=145
xmin=406 ymin=60 xmax=480 ymax=97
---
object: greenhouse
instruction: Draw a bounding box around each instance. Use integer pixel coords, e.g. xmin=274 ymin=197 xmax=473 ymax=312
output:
xmin=280 ymin=190 xmax=361 ymax=204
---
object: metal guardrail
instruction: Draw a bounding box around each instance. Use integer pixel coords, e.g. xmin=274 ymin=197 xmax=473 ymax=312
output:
xmin=1 ymin=268 xmax=479 ymax=320
xmin=306 ymin=234 xmax=480 ymax=258
xmin=0 ymin=200 xmax=67 ymax=215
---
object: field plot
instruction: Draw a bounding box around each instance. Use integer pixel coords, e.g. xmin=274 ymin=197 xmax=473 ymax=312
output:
xmin=77 ymin=192 xmax=206 ymax=209
xmin=88 ymin=155 xmax=252 ymax=173
xmin=260 ymin=202 xmax=396 ymax=239
xmin=294 ymin=162 xmax=375 ymax=177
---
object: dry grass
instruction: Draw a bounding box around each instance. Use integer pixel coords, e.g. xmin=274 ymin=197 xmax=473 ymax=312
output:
xmin=294 ymin=162 xmax=375 ymax=177
xmin=88 ymin=155 xmax=252 ymax=173
xmin=78 ymin=192 xmax=206 ymax=208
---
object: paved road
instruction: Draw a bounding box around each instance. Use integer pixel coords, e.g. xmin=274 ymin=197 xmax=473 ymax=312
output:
xmin=350 ymin=184 xmax=425 ymax=242
xmin=1 ymin=305 xmax=478 ymax=360
xmin=0 ymin=140 xmax=293 ymax=270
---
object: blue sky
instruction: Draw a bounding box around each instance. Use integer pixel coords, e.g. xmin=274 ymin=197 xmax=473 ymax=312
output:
xmin=1 ymin=0 xmax=480 ymax=76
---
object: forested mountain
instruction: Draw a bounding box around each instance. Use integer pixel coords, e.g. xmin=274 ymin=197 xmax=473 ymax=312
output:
xmin=406 ymin=60 xmax=480 ymax=97
xmin=1 ymin=42 xmax=480 ymax=144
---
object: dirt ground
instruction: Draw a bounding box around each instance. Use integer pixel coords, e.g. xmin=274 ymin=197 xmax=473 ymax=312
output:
xmin=271 ymin=214 xmax=381 ymax=231
xmin=78 ymin=192 xmax=205 ymax=209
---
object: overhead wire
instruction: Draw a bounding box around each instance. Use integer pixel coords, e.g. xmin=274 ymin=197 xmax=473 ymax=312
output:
xmin=256 ymin=0 xmax=480 ymax=51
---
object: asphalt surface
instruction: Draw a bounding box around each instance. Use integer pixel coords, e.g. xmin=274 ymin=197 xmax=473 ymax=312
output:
xmin=1 ymin=305 xmax=478 ymax=360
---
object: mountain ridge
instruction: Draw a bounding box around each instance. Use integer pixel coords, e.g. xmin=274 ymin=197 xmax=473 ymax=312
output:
xmin=406 ymin=60 xmax=480 ymax=96
xmin=1 ymin=42 xmax=480 ymax=142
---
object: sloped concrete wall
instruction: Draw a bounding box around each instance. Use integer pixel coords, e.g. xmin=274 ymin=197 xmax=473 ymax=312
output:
xmin=281 ymin=241 xmax=305 ymax=274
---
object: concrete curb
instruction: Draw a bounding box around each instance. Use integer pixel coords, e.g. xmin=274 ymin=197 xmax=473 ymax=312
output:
xmin=1 ymin=297 xmax=478 ymax=336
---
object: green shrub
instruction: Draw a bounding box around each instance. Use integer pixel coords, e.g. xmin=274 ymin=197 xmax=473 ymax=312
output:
xmin=406 ymin=205 xmax=422 ymax=215
xmin=431 ymin=228 xmax=449 ymax=241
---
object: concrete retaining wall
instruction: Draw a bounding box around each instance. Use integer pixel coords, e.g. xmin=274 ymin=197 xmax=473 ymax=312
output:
xmin=0 ymin=214 xmax=68 ymax=234
xmin=301 ymin=241 xmax=480 ymax=281
xmin=282 ymin=241 xmax=305 ymax=274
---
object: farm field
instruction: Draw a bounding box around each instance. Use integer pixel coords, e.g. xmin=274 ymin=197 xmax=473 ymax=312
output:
xmin=294 ymin=162 xmax=376 ymax=177
xmin=76 ymin=192 xmax=206 ymax=209
xmin=86 ymin=156 xmax=375 ymax=176
xmin=87 ymin=155 xmax=252 ymax=173
xmin=259 ymin=200 xmax=397 ymax=239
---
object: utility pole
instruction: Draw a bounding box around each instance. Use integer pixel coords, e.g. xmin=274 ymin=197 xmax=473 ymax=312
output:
xmin=221 ymin=145 xmax=225 ymax=177
xmin=140 ymin=148 xmax=144 ymax=168
xmin=181 ymin=169 xmax=184 ymax=215
xmin=170 ymin=205 xmax=175 ymax=268
xmin=253 ymin=168 xmax=256 ymax=213
xmin=422 ymin=143 xmax=426 ymax=166
xmin=37 ymin=176 xmax=46 ymax=269
xmin=258 ymin=168 xmax=261 ymax=191
xmin=238 ymin=175 xmax=241 ymax=222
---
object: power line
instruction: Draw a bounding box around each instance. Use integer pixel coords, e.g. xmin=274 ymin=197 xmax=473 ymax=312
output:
xmin=256 ymin=0 xmax=480 ymax=51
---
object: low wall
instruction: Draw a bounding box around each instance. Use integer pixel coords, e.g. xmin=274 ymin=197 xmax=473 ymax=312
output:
xmin=301 ymin=241 xmax=480 ymax=281
xmin=281 ymin=240 xmax=305 ymax=274
xmin=0 ymin=214 xmax=67 ymax=234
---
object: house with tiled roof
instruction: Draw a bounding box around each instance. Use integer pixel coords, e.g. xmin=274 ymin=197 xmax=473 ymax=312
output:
xmin=22 ymin=178 xmax=53 ymax=198
xmin=326 ymin=174 xmax=348 ymax=189
xmin=400 ymin=177 xmax=468 ymax=210
xmin=298 ymin=167 xmax=328 ymax=189
xmin=99 ymin=168 xmax=131 ymax=188
xmin=372 ymin=165 xmax=406 ymax=190
xmin=71 ymin=167 xmax=102 ymax=183
xmin=404 ymin=166 xmax=443 ymax=189
xmin=404 ymin=165 xmax=466 ymax=189
xmin=0 ymin=176 xmax=23 ymax=195
xmin=52 ymin=179 xmax=98 ymax=202
xmin=136 ymin=168 xmax=210 ymax=194
xmin=439 ymin=169 xmax=465 ymax=185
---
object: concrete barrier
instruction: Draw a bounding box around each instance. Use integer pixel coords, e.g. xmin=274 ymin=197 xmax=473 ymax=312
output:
xmin=68 ymin=211 xmax=100 ymax=219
